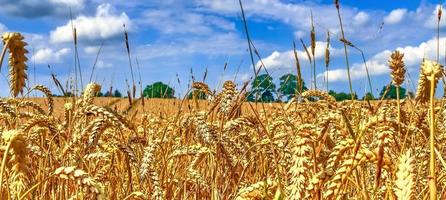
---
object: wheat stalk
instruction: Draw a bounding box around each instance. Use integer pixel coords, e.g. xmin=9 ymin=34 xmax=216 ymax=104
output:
xmin=389 ymin=50 xmax=405 ymax=138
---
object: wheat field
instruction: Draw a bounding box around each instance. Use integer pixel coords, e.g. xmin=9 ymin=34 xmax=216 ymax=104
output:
xmin=1 ymin=5 xmax=446 ymax=200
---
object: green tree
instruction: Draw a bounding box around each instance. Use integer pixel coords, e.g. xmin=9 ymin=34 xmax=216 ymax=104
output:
xmin=113 ymin=90 xmax=122 ymax=97
xmin=362 ymin=92 xmax=374 ymax=100
xmin=329 ymin=90 xmax=358 ymax=101
xmin=379 ymin=85 xmax=406 ymax=99
xmin=278 ymin=73 xmax=308 ymax=101
xmin=261 ymin=90 xmax=275 ymax=102
xmin=247 ymin=74 xmax=276 ymax=102
xmin=104 ymin=90 xmax=121 ymax=97
xmin=143 ymin=82 xmax=175 ymax=98
xmin=188 ymin=90 xmax=207 ymax=100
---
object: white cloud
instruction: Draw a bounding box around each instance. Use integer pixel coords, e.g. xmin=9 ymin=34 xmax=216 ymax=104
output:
xmin=294 ymin=30 xmax=306 ymax=38
xmin=353 ymin=11 xmax=369 ymax=25
xmin=50 ymin=0 xmax=84 ymax=8
xmin=424 ymin=5 xmax=446 ymax=28
xmin=96 ymin=60 xmax=112 ymax=69
xmin=194 ymin=0 xmax=376 ymax=39
xmin=318 ymin=50 xmax=391 ymax=82
xmin=0 ymin=23 xmax=8 ymax=33
xmin=220 ymin=72 xmax=252 ymax=86
xmin=141 ymin=9 xmax=235 ymax=35
xmin=84 ymin=46 xmax=101 ymax=54
xmin=257 ymin=41 xmax=342 ymax=70
xmin=0 ymin=0 xmax=85 ymax=18
xmin=50 ymin=4 xmax=132 ymax=43
xmin=32 ymin=48 xmax=70 ymax=64
xmin=384 ymin=8 xmax=407 ymax=25
xmin=258 ymin=51 xmax=293 ymax=70
xmin=135 ymin=32 xmax=246 ymax=60
xmin=318 ymin=37 xmax=446 ymax=82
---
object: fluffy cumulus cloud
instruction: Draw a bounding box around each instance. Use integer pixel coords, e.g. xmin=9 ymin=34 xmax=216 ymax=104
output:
xmin=0 ymin=23 xmax=7 ymax=33
xmin=50 ymin=4 xmax=132 ymax=43
xmin=32 ymin=47 xmax=70 ymax=64
xmin=424 ymin=5 xmax=446 ymax=28
xmin=0 ymin=0 xmax=85 ymax=18
xmin=193 ymin=0 xmax=445 ymax=53
xmin=256 ymin=41 xmax=343 ymax=70
xmin=353 ymin=11 xmax=370 ymax=25
xmin=317 ymin=50 xmax=391 ymax=82
xmin=318 ymin=37 xmax=446 ymax=82
xmin=84 ymin=46 xmax=101 ymax=54
xmin=384 ymin=9 xmax=407 ymax=25
xmin=193 ymin=0 xmax=383 ymax=42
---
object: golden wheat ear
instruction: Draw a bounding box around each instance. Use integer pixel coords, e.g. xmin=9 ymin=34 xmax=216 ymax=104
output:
xmin=389 ymin=50 xmax=406 ymax=87
xmin=1 ymin=32 xmax=28 ymax=98
xmin=415 ymin=59 xmax=443 ymax=103
xmin=83 ymin=82 xmax=102 ymax=106
xmin=394 ymin=150 xmax=414 ymax=200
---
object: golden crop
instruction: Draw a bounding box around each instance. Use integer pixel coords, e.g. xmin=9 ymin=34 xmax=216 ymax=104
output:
xmin=0 ymin=12 xmax=445 ymax=199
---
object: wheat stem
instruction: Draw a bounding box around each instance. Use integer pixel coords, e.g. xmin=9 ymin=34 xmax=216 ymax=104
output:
xmin=334 ymin=0 xmax=354 ymax=100
xmin=0 ymin=39 xmax=10 ymax=72
xmin=429 ymin=73 xmax=437 ymax=200
xmin=0 ymin=141 xmax=12 ymax=196
xmin=397 ymin=85 xmax=401 ymax=136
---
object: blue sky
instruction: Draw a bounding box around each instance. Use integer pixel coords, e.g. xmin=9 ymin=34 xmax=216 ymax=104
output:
xmin=0 ymin=0 xmax=445 ymax=97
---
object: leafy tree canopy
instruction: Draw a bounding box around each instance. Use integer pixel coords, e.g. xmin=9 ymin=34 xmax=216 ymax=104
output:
xmin=328 ymin=90 xmax=358 ymax=101
xmin=113 ymin=90 xmax=122 ymax=97
xmin=379 ymin=85 xmax=406 ymax=99
xmin=104 ymin=89 xmax=123 ymax=97
xmin=143 ymin=82 xmax=175 ymax=98
xmin=247 ymin=74 xmax=276 ymax=102
xmin=188 ymin=90 xmax=207 ymax=100
xmin=278 ymin=73 xmax=308 ymax=101
xmin=362 ymin=92 xmax=374 ymax=100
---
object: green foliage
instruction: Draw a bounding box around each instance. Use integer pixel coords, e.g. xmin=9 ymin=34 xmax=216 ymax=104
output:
xmin=143 ymin=82 xmax=175 ymax=98
xmin=379 ymin=85 xmax=406 ymax=99
xmin=113 ymin=90 xmax=122 ymax=97
xmin=362 ymin=92 xmax=374 ymax=100
xmin=54 ymin=92 xmax=74 ymax=97
xmin=104 ymin=89 xmax=122 ymax=97
xmin=277 ymin=73 xmax=308 ymax=101
xmin=188 ymin=90 xmax=207 ymax=100
xmin=247 ymin=74 xmax=276 ymax=102
xmin=328 ymin=90 xmax=358 ymax=101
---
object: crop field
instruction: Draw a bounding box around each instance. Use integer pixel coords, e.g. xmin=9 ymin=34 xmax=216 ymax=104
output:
xmin=1 ymin=79 xmax=446 ymax=199
xmin=1 ymin=1 xmax=446 ymax=200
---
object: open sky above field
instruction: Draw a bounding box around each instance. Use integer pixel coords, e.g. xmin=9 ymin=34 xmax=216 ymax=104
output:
xmin=0 ymin=0 xmax=445 ymax=97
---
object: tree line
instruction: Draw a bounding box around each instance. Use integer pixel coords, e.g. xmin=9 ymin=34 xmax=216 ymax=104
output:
xmin=84 ymin=74 xmax=407 ymax=102
xmin=245 ymin=73 xmax=406 ymax=102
